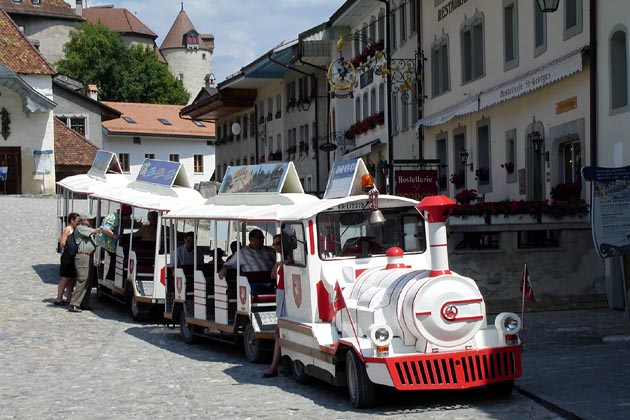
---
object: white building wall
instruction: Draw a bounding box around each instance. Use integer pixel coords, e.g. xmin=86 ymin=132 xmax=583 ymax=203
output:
xmin=102 ymin=134 xmax=215 ymax=185
xmin=420 ymin=0 xmax=590 ymax=201
xmin=162 ymin=48 xmax=212 ymax=104
xmin=597 ymin=0 xmax=630 ymax=168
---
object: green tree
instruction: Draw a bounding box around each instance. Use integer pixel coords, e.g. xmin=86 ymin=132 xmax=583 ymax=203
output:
xmin=57 ymin=23 xmax=189 ymax=105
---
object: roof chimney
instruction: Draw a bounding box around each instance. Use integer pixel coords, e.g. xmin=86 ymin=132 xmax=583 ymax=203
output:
xmin=87 ymin=84 xmax=98 ymax=101
xmin=76 ymin=0 xmax=83 ymax=16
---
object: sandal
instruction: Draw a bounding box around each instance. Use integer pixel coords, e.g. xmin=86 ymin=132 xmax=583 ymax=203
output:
xmin=68 ymin=305 xmax=82 ymax=313
xmin=61 ymin=301 xmax=70 ymax=306
xmin=53 ymin=300 xmax=63 ymax=306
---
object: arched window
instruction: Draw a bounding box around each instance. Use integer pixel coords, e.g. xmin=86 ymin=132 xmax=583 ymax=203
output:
xmin=610 ymin=27 xmax=629 ymax=112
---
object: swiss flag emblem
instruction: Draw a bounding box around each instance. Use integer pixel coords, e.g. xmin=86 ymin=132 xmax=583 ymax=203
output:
xmin=292 ymin=274 xmax=302 ymax=308
xmin=176 ymin=276 xmax=182 ymax=295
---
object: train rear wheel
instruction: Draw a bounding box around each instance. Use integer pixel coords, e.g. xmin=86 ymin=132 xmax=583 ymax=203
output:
xmin=243 ymin=323 xmax=265 ymax=363
xmin=346 ymin=350 xmax=376 ymax=408
xmin=129 ymin=293 xmax=149 ymax=321
xmin=180 ymin=310 xmax=198 ymax=344
xmin=291 ymin=359 xmax=309 ymax=384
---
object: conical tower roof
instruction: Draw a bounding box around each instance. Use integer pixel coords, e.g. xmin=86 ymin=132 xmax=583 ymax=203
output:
xmin=161 ymin=7 xmax=210 ymax=50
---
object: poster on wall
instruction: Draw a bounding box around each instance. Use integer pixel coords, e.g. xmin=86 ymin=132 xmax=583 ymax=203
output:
xmin=582 ymin=166 xmax=630 ymax=258
xmin=33 ymin=150 xmax=53 ymax=175
xmin=394 ymin=170 xmax=438 ymax=201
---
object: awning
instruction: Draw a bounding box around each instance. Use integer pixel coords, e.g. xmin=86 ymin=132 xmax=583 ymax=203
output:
xmin=479 ymin=47 xmax=584 ymax=110
xmin=342 ymin=139 xmax=380 ymax=161
xmin=415 ymin=95 xmax=479 ymax=128
xmin=243 ymin=41 xmax=297 ymax=79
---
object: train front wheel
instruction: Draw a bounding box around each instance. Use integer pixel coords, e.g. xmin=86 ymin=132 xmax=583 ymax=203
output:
xmin=346 ymin=350 xmax=376 ymax=408
xmin=180 ymin=310 xmax=198 ymax=344
xmin=243 ymin=323 xmax=265 ymax=363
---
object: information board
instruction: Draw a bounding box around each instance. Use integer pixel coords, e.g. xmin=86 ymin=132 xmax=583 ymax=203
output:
xmin=136 ymin=159 xmax=181 ymax=187
xmin=582 ymin=166 xmax=630 ymax=258
xmin=219 ymin=163 xmax=288 ymax=194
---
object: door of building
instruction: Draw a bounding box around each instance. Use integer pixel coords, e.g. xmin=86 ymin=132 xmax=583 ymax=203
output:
xmin=0 ymin=147 xmax=21 ymax=194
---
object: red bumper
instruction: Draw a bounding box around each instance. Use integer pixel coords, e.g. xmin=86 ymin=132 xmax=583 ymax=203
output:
xmin=373 ymin=345 xmax=522 ymax=391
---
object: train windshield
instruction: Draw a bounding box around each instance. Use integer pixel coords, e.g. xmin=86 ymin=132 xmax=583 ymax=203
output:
xmin=316 ymin=206 xmax=426 ymax=259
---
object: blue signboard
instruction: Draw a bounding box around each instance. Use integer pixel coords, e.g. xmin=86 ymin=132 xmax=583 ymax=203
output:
xmin=0 ymin=166 xmax=7 ymax=181
xmin=219 ymin=163 xmax=289 ymax=194
xmin=136 ymin=159 xmax=181 ymax=187
xmin=323 ymin=159 xmax=359 ymax=199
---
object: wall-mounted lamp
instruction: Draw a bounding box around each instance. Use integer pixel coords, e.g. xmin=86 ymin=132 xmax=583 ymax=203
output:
xmin=536 ymin=0 xmax=560 ymax=13
xmin=459 ymin=149 xmax=474 ymax=172
xmin=530 ymin=131 xmax=544 ymax=152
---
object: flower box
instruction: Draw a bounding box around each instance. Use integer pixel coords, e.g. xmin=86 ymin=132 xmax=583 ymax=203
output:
xmin=449 ymin=215 xmax=487 ymax=226
xmin=490 ymin=214 xmax=536 ymax=225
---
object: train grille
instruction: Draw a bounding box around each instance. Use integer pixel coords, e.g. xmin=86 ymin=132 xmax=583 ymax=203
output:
xmin=386 ymin=346 xmax=522 ymax=390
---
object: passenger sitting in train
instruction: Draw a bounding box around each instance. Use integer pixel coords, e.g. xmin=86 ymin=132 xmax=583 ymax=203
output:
xmin=218 ymin=229 xmax=275 ymax=293
xmin=133 ymin=211 xmax=158 ymax=242
xmin=176 ymin=231 xmax=203 ymax=266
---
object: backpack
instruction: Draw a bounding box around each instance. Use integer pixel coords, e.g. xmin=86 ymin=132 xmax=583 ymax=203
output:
xmin=63 ymin=231 xmax=78 ymax=259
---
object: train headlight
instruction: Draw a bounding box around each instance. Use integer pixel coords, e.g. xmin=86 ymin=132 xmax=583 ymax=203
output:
xmin=495 ymin=312 xmax=522 ymax=335
xmin=368 ymin=324 xmax=393 ymax=357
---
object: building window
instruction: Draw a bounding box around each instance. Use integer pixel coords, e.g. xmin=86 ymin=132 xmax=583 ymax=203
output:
xmin=476 ymin=119 xmax=491 ymax=191
xmin=563 ymin=0 xmax=583 ymax=40
xmin=561 ymin=140 xmax=581 ymax=184
xmin=390 ymin=9 xmax=397 ymax=51
xmin=133 ymin=136 xmax=141 ymax=145
xmin=362 ymin=92 xmax=369 ymax=119
xmin=461 ymin=12 xmax=485 ymax=83
xmin=158 ymin=118 xmax=172 ymax=126
xmin=59 ymin=116 xmax=87 ymax=136
xmin=192 ymin=120 xmax=205 ymax=127
xmin=378 ymin=83 xmax=385 ymax=113
xmin=610 ymin=27 xmax=629 ymax=112
xmin=355 ymin=97 xmax=361 ymax=123
xmin=369 ymin=16 xmax=377 ymax=42
xmin=169 ymin=154 xmax=179 ymax=163
xmin=505 ymin=128 xmax=517 ymax=183
xmin=119 ymin=153 xmax=130 ymax=173
xmin=453 ymin=129 xmax=466 ymax=190
xmin=399 ymin=1 xmax=407 ymax=43
xmin=370 ymin=88 xmax=377 ymax=115
xmin=410 ymin=0 xmax=417 ymax=34
xmin=376 ymin=9 xmax=385 ymax=41
xmin=123 ymin=116 xmax=136 ymax=124
xmin=31 ymin=0 xmax=40 ymax=5
xmin=391 ymin=92 xmax=399 ymax=134
xmin=193 ymin=155 xmax=203 ymax=173
xmin=249 ymin=111 xmax=256 ymax=137
xmin=436 ymin=134 xmax=448 ymax=191
xmin=503 ymin=0 xmax=519 ymax=71
xmin=517 ymin=230 xmax=560 ymax=249
xmin=401 ymin=100 xmax=409 ymax=131
xmin=144 ymin=153 xmax=155 ymax=160
xmin=534 ymin=1 xmax=547 ymax=57
xmin=431 ymin=34 xmax=450 ymax=96
xmin=179 ymin=73 xmax=184 ymax=81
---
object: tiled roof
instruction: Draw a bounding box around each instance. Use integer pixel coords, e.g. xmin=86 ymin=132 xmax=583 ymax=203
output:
xmin=0 ymin=9 xmax=54 ymax=75
xmin=161 ymin=9 xmax=212 ymax=51
xmin=102 ymin=102 xmax=215 ymax=138
xmin=83 ymin=6 xmax=157 ymax=39
xmin=0 ymin=0 xmax=82 ymax=20
xmin=54 ymin=117 xmax=99 ymax=167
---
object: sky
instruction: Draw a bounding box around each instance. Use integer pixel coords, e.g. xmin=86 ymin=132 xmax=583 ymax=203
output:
xmin=86 ymin=0 xmax=343 ymax=83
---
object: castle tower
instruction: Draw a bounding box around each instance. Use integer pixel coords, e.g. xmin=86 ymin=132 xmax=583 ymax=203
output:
xmin=160 ymin=4 xmax=214 ymax=104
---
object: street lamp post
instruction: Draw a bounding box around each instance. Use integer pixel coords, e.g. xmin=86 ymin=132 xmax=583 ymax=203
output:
xmin=536 ymin=0 xmax=560 ymax=13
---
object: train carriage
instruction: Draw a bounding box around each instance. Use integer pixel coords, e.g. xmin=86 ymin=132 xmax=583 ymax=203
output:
xmin=89 ymin=159 xmax=205 ymax=320
xmin=162 ymin=162 xmax=320 ymax=361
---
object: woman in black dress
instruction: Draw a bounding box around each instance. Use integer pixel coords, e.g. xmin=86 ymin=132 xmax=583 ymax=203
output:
xmin=55 ymin=212 xmax=80 ymax=305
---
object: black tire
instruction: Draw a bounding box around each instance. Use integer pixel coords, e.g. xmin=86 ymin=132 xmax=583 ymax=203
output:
xmin=346 ymin=350 xmax=376 ymax=408
xmin=487 ymin=380 xmax=514 ymax=397
xmin=291 ymin=359 xmax=309 ymax=384
xmin=180 ymin=309 xmax=198 ymax=344
xmin=129 ymin=292 xmax=149 ymax=321
xmin=243 ymin=323 xmax=265 ymax=363
xmin=281 ymin=355 xmax=292 ymax=377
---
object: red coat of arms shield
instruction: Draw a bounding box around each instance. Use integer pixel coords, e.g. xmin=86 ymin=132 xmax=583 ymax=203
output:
xmin=176 ymin=276 xmax=182 ymax=295
xmin=292 ymin=274 xmax=302 ymax=308
xmin=239 ymin=285 xmax=247 ymax=306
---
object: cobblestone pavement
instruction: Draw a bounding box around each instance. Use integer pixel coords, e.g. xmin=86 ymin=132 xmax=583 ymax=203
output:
xmin=0 ymin=196 xmax=564 ymax=419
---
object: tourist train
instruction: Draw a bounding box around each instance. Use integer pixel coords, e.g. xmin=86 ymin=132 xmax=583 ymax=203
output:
xmin=57 ymin=152 xmax=522 ymax=408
